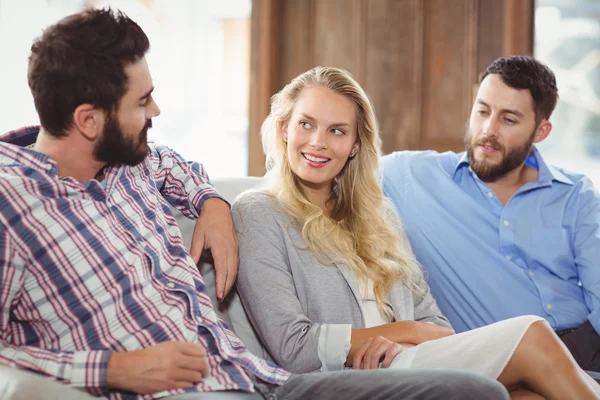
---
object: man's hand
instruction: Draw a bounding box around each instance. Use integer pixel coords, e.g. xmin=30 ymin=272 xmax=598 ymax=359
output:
xmin=189 ymin=198 xmax=239 ymax=301
xmin=350 ymin=336 xmax=414 ymax=370
xmin=107 ymin=342 xmax=209 ymax=394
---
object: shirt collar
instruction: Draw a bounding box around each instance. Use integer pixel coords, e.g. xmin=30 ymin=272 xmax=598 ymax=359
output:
xmin=0 ymin=126 xmax=58 ymax=175
xmin=453 ymin=145 xmax=573 ymax=186
xmin=455 ymin=151 xmax=470 ymax=174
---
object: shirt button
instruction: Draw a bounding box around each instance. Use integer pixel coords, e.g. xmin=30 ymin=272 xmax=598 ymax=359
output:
xmin=546 ymin=304 xmax=552 ymax=310
xmin=487 ymin=192 xmax=493 ymax=198
xmin=505 ymin=255 xmax=511 ymax=261
xmin=167 ymin=282 xmax=175 ymax=289
xmin=503 ymin=220 xmax=509 ymax=226
xmin=529 ymin=271 xmax=534 ymax=277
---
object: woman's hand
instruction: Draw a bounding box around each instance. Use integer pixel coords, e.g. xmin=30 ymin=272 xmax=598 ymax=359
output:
xmin=349 ymin=336 xmax=415 ymax=370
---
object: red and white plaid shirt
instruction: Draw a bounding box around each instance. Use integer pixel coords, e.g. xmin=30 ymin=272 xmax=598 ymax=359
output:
xmin=0 ymin=126 xmax=289 ymax=399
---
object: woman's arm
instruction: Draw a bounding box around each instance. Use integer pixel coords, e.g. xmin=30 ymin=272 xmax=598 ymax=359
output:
xmin=346 ymin=320 xmax=454 ymax=365
xmin=346 ymin=205 xmax=454 ymax=364
xmin=232 ymin=193 xmax=351 ymax=373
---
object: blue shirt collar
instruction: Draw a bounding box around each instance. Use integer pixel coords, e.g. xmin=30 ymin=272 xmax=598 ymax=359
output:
xmin=454 ymin=145 xmax=573 ymax=186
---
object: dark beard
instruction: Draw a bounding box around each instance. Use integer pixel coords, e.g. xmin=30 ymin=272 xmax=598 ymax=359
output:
xmin=94 ymin=112 xmax=151 ymax=166
xmin=465 ymin=129 xmax=535 ymax=181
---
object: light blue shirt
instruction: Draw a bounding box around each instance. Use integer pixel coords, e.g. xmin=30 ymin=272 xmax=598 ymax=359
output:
xmin=382 ymin=147 xmax=600 ymax=334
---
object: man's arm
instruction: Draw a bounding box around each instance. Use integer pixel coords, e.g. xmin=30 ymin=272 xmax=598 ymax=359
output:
xmin=150 ymin=145 xmax=224 ymax=219
xmin=1 ymin=224 xmax=210 ymax=395
xmin=0 ymin=225 xmax=109 ymax=396
xmin=573 ymin=177 xmax=600 ymax=335
xmin=149 ymin=145 xmax=238 ymax=300
xmin=106 ymin=342 xmax=208 ymax=394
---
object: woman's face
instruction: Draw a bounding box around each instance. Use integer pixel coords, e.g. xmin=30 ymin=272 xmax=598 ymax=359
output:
xmin=283 ymin=86 xmax=359 ymax=193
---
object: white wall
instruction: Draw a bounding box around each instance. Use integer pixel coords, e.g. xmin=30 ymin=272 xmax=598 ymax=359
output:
xmin=0 ymin=0 xmax=252 ymax=177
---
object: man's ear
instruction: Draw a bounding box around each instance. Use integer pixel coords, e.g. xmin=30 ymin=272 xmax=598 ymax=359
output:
xmin=533 ymin=120 xmax=552 ymax=144
xmin=72 ymin=104 xmax=103 ymax=141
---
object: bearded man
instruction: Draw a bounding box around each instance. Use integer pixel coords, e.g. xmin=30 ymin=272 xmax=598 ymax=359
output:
xmin=383 ymin=56 xmax=600 ymax=374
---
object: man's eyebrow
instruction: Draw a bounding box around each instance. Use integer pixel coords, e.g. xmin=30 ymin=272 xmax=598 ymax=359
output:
xmin=476 ymin=99 xmax=524 ymax=118
xmin=139 ymin=87 xmax=154 ymax=101
xmin=502 ymin=108 xmax=524 ymax=118
xmin=476 ymin=99 xmax=490 ymax=108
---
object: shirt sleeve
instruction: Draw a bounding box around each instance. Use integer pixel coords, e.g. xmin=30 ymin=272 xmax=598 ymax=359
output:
xmin=573 ymin=177 xmax=600 ymax=334
xmin=317 ymin=324 xmax=352 ymax=371
xmin=149 ymin=144 xmax=225 ymax=219
xmin=382 ymin=152 xmax=408 ymax=213
xmin=0 ymin=225 xmax=110 ymax=396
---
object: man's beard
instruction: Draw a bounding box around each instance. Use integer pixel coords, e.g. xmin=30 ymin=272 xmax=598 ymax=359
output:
xmin=465 ymin=127 xmax=536 ymax=181
xmin=94 ymin=112 xmax=151 ymax=166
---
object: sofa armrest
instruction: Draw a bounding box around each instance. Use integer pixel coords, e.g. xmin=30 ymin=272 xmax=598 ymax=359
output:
xmin=0 ymin=366 xmax=100 ymax=400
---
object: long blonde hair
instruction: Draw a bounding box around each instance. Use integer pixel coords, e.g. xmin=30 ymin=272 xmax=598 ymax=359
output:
xmin=261 ymin=66 xmax=423 ymax=320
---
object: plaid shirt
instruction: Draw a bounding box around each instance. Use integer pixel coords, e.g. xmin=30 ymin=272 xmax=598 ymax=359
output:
xmin=0 ymin=127 xmax=290 ymax=399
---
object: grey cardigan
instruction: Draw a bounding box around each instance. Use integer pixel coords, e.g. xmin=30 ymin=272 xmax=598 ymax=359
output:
xmin=231 ymin=191 xmax=450 ymax=374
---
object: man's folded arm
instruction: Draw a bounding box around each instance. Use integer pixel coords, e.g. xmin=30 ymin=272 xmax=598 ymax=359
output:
xmin=0 ymin=343 xmax=110 ymax=395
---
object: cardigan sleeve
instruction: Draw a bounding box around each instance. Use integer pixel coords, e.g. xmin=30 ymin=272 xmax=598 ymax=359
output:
xmin=232 ymin=192 xmax=352 ymax=373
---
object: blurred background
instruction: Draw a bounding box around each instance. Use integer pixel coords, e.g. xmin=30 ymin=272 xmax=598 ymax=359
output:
xmin=1 ymin=0 xmax=599 ymax=186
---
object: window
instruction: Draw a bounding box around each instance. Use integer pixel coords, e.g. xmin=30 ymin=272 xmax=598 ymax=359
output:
xmin=0 ymin=0 xmax=251 ymax=177
xmin=535 ymin=0 xmax=600 ymax=187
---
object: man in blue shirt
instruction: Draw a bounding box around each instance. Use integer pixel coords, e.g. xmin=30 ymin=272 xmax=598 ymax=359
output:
xmin=382 ymin=56 xmax=600 ymax=373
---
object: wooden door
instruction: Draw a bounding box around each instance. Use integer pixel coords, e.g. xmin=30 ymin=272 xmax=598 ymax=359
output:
xmin=248 ymin=0 xmax=533 ymax=176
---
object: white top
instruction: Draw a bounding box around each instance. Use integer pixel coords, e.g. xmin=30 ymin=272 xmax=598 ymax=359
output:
xmin=361 ymin=280 xmax=390 ymax=328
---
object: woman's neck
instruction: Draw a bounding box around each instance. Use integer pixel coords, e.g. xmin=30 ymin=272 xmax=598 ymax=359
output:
xmin=299 ymin=181 xmax=333 ymax=218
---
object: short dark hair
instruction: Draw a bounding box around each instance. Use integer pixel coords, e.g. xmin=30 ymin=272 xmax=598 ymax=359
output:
xmin=27 ymin=8 xmax=150 ymax=137
xmin=480 ymin=56 xmax=559 ymax=124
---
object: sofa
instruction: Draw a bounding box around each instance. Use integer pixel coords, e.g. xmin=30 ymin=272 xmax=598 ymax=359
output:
xmin=0 ymin=176 xmax=599 ymax=399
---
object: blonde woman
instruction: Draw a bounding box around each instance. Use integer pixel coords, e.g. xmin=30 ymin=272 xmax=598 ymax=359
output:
xmin=231 ymin=66 xmax=600 ymax=399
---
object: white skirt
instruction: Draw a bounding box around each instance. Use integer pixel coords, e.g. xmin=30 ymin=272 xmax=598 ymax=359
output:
xmin=387 ymin=315 xmax=600 ymax=395
xmin=390 ymin=315 xmax=543 ymax=378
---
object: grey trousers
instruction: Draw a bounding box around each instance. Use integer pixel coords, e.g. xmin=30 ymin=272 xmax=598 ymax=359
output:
xmin=167 ymin=369 xmax=509 ymax=400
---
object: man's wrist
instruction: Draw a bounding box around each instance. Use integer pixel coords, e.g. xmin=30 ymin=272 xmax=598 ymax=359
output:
xmin=200 ymin=196 xmax=229 ymax=211
xmin=106 ymin=351 xmax=128 ymax=390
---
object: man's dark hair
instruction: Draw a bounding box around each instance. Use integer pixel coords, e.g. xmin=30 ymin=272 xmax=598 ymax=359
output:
xmin=480 ymin=56 xmax=559 ymax=125
xmin=27 ymin=8 xmax=150 ymax=137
